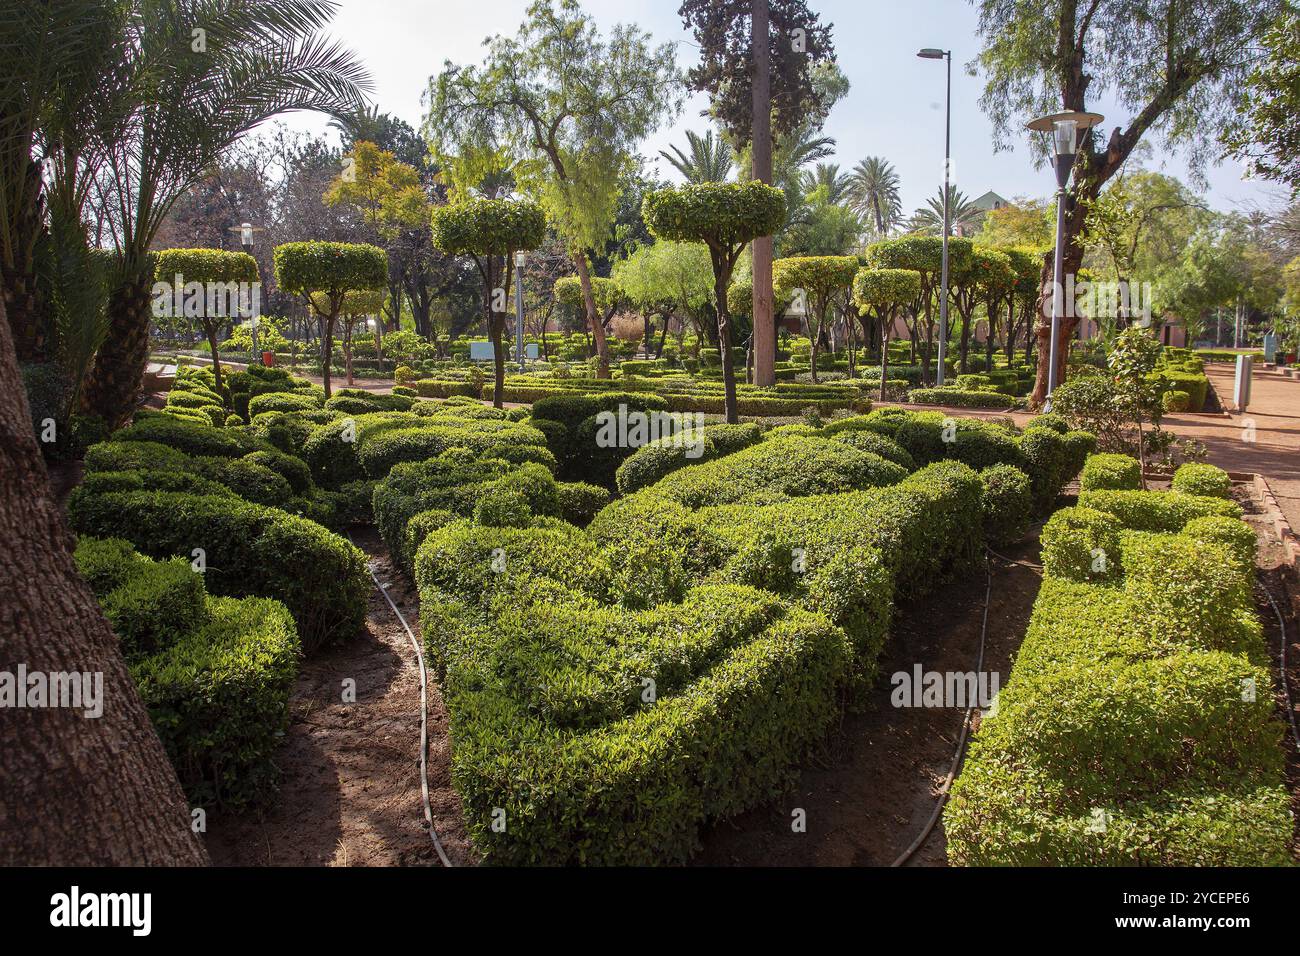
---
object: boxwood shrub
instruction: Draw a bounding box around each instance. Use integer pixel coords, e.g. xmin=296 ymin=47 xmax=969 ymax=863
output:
xmin=74 ymin=539 xmax=300 ymax=810
xmin=1079 ymin=452 xmax=1142 ymax=491
xmin=945 ymin=497 xmax=1290 ymax=866
xmin=1078 ymin=488 xmax=1240 ymax=531
xmin=1171 ymin=461 xmax=1232 ymax=498
xmin=68 ymin=490 xmax=367 ymax=654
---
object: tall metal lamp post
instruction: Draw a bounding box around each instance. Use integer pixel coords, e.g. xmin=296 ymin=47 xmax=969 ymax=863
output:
xmin=1025 ymin=111 xmax=1103 ymax=406
xmin=917 ymin=47 xmax=951 ymax=386
xmin=228 ymin=221 xmax=266 ymax=358
xmin=513 ymin=251 xmax=527 ymax=373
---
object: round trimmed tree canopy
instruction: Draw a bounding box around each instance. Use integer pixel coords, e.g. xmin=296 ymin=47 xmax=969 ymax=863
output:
xmin=273 ymin=241 xmax=388 ymax=295
xmin=430 ymin=197 xmax=546 ymax=258
xmin=852 ymin=267 xmax=923 ymax=315
xmin=155 ymin=248 xmax=259 ymax=285
xmin=642 ymin=180 xmax=787 ymax=248
xmin=310 ymin=288 xmax=387 ymax=317
xmin=772 ymin=256 xmax=860 ymax=302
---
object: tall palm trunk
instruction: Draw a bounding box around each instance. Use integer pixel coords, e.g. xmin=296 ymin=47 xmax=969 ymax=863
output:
xmin=2 ymin=160 xmax=46 ymax=362
xmin=0 ymin=295 xmax=208 ymax=866
xmin=83 ymin=272 xmax=153 ymax=428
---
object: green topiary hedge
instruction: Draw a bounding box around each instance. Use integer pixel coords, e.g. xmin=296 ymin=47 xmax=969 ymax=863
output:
xmin=1079 ymin=452 xmax=1143 ymax=492
xmin=945 ymin=493 xmax=1290 ymax=866
xmin=68 ymin=490 xmax=367 ymax=654
xmin=74 ymin=538 xmax=299 ymax=809
xmin=1078 ymin=488 xmax=1241 ymax=531
xmin=1171 ymin=461 xmax=1232 ymax=498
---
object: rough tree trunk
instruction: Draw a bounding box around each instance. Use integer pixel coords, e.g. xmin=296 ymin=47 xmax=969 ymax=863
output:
xmin=1 ymin=159 xmax=46 ymax=362
xmin=83 ymin=272 xmax=153 ymax=429
xmin=0 ymin=296 xmax=208 ymax=866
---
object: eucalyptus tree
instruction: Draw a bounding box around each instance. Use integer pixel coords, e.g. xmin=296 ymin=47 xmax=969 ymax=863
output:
xmin=972 ymin=0 xmax=1283 ymax=403
xmin=426 ymin=0 xmax=680 ymax=380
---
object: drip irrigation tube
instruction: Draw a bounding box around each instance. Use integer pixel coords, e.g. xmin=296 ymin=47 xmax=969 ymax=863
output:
xmin=349 ymin=532 xmax=453 ymax=867
xmin=891 ymin=554 xmax=993 ymax=867
xmin=1259 ymin=580 xmax=1300 ymax=756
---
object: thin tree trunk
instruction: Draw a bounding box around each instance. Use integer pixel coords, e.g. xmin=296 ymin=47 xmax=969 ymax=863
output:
xmin=321 ymin=314 xmax=335 ymax=399
xmin=0 ymin=295 xmax=208 ymax=866
xmin=571 ymin=253 xmax=610 ymax=378
xmin=713 ymin=260 xmax=739 ymax=424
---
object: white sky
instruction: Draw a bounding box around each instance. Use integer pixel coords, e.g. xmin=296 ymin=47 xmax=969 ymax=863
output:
xmin=264 ymin=0 xmax=1282 ymax=217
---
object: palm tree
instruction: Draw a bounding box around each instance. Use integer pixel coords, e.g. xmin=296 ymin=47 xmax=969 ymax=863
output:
xmin=660 ymin=129 xmax=734 ymax=183
xmin=800 ymin=163 xmax=851 ymax=205
xmin=907 ymin=184 xmax=985 ymax=236
xmin=82 ymin=0 xmax=371 ymax=427
xmin=771 ymin=127 xmax=836 ymax=190
xmin=846 ymin=156 xmax=902 ymax=237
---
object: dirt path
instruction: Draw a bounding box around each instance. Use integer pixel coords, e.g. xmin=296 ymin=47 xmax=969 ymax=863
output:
xmin=203 ymin=527 xmax=472 ymax=867
xmin=692 ymin=533 xmax=1046 ymax=867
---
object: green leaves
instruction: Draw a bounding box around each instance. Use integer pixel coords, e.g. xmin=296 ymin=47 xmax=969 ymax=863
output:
xmin=429 ymin=197 xmax=546 ymax=259
xmin=272 ymin=241 xmax=387 ymax=298
xmin=642 ymin=181 xmax=787 ymax=251
xmin=852 ymin=267 xmax=922 ymax=316
xmin=155 ymin=248 xmax=259 ymax=285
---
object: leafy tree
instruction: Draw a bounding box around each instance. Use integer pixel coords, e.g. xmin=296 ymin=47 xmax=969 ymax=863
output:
xmin=430 ymin=199 xmax=546 ymax=407
xmin=782 ymin=182 xmax=862 ymax=257
xmin=1222 ymin=8 xmax=1300 ymax=195
xmin=310 ymin=288 xmax=385 ymax=386
xmin=80 ymin=0 xmax=369 ymax=429
xmin=975 ymin=197 xmax=1053 ymax=249
xmin=868 ymin=235 xmax=973 ymax=384
xmin=679 ymin=0 xmax=836 ymax=143
xmin=660 ymin=130 xmax=735 ymax=184
xmin=847 ymin=156 xmax=903 ymax=238
xmin=972 ymin=0 xmax=1282 ymax=405
xmin=772 ymin=256 xmax=858 ymax=381
xmin=643 ymin=181 xmax=786 ymax=422
xmin=153 ymin=248 xmax=258 ymax=390
xmin=425 ymin=0 xmax=679 ymax=379
xmin=611 ymin=241 xmax=714 ymax=357
xmin=680 ymin=0 xmax=839 ymax=389
xmin=853 ymin=268 xmax=922 ymax=400
xmin=274 ymin=241 xmax=387 ymax=398
xmin=949 ymin=247 xmax=1014 ymax=374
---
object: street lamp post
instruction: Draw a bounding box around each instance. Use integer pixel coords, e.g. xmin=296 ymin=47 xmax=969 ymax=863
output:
xmin=918 ymin=48 xmax=951 ymax=386
xmin=514 ymin=251 xmax=527 ymax=373
xmin=1025 ymin=111 xmax=1103 ymax=406
xmin=227 ymin=221 xmax=265 ymax=359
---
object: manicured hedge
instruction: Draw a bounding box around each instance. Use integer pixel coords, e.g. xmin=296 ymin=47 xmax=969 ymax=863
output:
xmin=414 ymin=459 xmax=984 ymax=864
xmin=909 ymin=387 xmax=1018 ymax=409
xmin=74 ymin=539 xmax=299 ymax=809
xmin=1172 ymin=461 xmax=1232 ymax=498
xmin=1079 ymin=452 xmax=1142 ymax=492
xmin=1077 ymin=488 xmax=1241 ymax=531
xmin=945 ymin=494 xmax=1290 ymax=865
xmin=68 ymin=490 xmax=367 ymax=653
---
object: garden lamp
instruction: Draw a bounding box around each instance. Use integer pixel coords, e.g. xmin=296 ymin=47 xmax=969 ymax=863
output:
xmin=1026 ymin=110 xmax=1103 ymax=404
xmin=227 ymin=221 xmax=266 ymax=356
xmin=514 ymin=251 xmax=527 ymax=372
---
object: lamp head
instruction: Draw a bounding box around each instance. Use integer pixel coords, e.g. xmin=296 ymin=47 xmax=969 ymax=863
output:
xmin=917 ymin=48 xmax=946 ymax=59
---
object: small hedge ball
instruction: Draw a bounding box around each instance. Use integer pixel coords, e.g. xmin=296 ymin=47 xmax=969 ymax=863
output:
xmin=1080 ymin=452 xmax=1143 ymax=492
xmin=1172 ymin=462 xmax=1232 ymax=498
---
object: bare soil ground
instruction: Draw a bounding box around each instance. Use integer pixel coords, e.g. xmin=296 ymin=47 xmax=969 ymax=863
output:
xmin=203 ymin=527 xmax=472 ymax=867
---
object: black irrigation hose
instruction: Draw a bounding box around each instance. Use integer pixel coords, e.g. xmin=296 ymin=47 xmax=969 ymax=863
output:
xmin=986 ymin=547 xmax=1043 ymax=571
xmin=891 ymin=554 xmax=993 ymax=867
xmin=1259 ymin=580 xmax=1300 ymax=757
xmin=348 ymin=532 xmax=453 ymax=868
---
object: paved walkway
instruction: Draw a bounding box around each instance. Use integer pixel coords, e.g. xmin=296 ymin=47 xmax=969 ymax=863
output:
xmin=1162 ymin=363 xmax=1300 ymax=530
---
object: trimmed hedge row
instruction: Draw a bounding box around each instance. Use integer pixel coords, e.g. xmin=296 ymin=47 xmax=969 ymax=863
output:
xmin=945 ymin=489 xmax=1290 ymax=865
xmin=909 ymin=387 xmax=1018 ymax=409
xmin=414 ymin=456 xmax=1002 ymax=864
xmin=74 ymin=538 xmax=299 ymax=809
xmin=68 ymin=489 xmax=368 ymax=654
